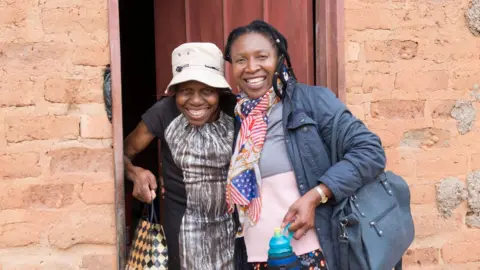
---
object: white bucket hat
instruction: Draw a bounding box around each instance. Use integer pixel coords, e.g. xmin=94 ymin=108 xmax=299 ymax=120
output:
xmin=165 ymin=42 xmax=231 ymax=95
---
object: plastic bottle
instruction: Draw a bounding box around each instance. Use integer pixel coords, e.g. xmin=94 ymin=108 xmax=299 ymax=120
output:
xmin=266 ymin=225 xmax=301 ymax=270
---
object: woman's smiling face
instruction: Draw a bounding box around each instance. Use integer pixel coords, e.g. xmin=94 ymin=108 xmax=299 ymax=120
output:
xmin=175 ymin=80 xmax=220 ymax=126
xmin=229 ymin=32 xmax=278 ymax=99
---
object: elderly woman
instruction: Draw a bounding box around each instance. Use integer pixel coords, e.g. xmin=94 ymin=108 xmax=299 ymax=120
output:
xmin=224 ymin=20 xmax=386 ymax=269
xmin=123 ymin=42 xmax=236 ymax=270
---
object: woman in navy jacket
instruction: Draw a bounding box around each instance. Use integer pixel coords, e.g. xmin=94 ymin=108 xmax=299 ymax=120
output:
xmin=224 ymin=20 xmax=386 ymax=270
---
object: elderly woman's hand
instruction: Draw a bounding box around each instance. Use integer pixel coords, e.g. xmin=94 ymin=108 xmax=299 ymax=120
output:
xmin=130 ymin=166 xmax=157 ymax=203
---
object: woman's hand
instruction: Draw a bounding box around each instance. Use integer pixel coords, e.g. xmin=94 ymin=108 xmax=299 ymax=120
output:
xmin=281 ymin=189 xmax=320 ymax=240
xmin=130 ymin=166 xmax=157 ymax=203
xmin=282 ymin=184 xmax=332 ymax=240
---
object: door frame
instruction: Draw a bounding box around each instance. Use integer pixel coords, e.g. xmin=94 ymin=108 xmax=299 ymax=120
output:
xmin=107 ymin=0 xmax=127 ymax=268
xmin=107 ymin=1 xmax=344 ymax=268
xmin=316 ymin=0 xmax=345 ymax=100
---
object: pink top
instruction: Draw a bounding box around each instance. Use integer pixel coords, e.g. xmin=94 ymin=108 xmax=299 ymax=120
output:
xmin=243 ymin=171 xmax=321 ymax=262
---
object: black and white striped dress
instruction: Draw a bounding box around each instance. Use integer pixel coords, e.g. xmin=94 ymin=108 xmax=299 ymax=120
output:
xmin=165 ymin=111 xmax=235 ymax=269
xmin=141 ymin=96 xmax=236 ymax=270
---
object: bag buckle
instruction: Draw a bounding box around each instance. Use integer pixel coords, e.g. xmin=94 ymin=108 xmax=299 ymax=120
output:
xmin=379 ymin=172 xmax=387 ymax=182
xmin=340 ymin=218 xmax=349 ymax=240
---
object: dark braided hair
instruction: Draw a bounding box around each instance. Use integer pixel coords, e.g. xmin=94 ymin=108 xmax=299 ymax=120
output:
xmin=224 ymin=20 xmax=296 ymax=99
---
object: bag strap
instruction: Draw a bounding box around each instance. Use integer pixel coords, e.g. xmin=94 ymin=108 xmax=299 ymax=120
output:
xmin=142 ymin=202 xmax=159 ymax=224
xmin=330 ymin=108 xmax=348 ymax=164
xmin=332 ymin=109 xmax=401 ymax=270
xmin=150 ymin=202 xmax=158 ymax=223
xmin=331 ymin=108 xmax=348 ymax=270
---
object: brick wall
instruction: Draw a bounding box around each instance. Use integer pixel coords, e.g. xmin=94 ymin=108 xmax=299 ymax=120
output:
xmin=0 ymin=0 xmax=116 ymax=269
xmin=345 ymin=0 xmax=480 ymax=269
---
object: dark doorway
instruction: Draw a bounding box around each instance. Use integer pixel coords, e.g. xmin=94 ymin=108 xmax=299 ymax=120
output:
xmin=118 ymin=0 xmax=158 ymax=253
xmin=111 ymin=0 xmax=344 ymax=268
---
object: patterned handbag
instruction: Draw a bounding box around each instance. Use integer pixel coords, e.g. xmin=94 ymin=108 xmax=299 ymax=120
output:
xmin=126 ymin=203 xmax=168 ymax=270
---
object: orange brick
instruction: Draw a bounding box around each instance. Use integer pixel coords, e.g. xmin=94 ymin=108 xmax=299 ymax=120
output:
xmin=362 ymin=72 xmax=395 ymax=93
xmin=364 ymin=40 xmax=419 ymax=62
xmin=385 ymin=149 xmax=416 ymax=178
xmin=364 ymin=40 xmax=396 ymax=62
xmin=48 ymin=147 xmax=113 ymax=173
xmin=0 ymin=80 xmax=36 ymax=107
xmin=374 ymin=129 xmax=400 ymax=148
xmin=6 ymin=116 xmax=79 ymax=143
xmin=442 ymin=241 xmax=480 ymax=264
xmin=48 ymin=205 xmax=115 ymax=249
xmin=0 ymin=2 xmax=44 ymax=43
xmin=0 ymin=223 xmax=40 ymax=248
xmin=472 ymin=153 xmax=480 ymax=170
xmin=43 ymin=78 xmax=81 ymax=103
xmin=371 ymin=100 xmax=425 ymax=119
xmin=403 ymin=247 xmax=439 ymax=266
xmin=72 ymin=45 xmax=109 ymax=67
xmin=0 ymin=209 xmax=31 ymax=225
xmin=451 ymin=70 xmax=480 ymax=91
xmin=430 ymin=100 xmax=456 ymax=119
xmin=346 ymin=93 xmax=371 ymax=105
xmin=416 ymin=152 xmax=467 ymax=180
xmin=38 ymin=0 xmax=104 ymax=9
xmin=0 ymin=43 xmax=69 ymax=77
xmin=27 ymin=184 xmax=76 ymax=209
xmin=80 ymin=181 xmax=114 ymax=204
xmin=80 ymin=114 xmax=112 ymax=139
xmin=346 ymin=42 xmax=360 ymax=62
xmin=0 ymin=153 xmax=41 ymax=179
xmin=410 ymin=184 xmax=436 ymax=205
xmin=80 ymin=254 xmax=116 ymax=270
xmin=4 ymin=262 xmax=76 ymax=270
xmin=345 ymin=71 xmax=364 ymax=88
xmin=44 ymin=77 xmax=104 ymax=104
xmin=452 ymin=131 xmax=480 ymax=152
xmin=413 ymin=211 xmax=461 ymax=238
xmin=44 ymin=172 xmax=113 ymax=184
xmin=345 ymin=8 xmax=399 ymax=30
xmin=0 ymin=183 xmax=27 ymax=210
xmin=400 ymin=128 xmax=451 ymax=149
xmin=0 ymin=7 xmax=27 ymax=25
xmin=40 ymin=6 xmax=107 ymax=46
xmin=395 ymin=70 xmax=449 ymax=92
xmin=401 ymin=3 xmax=447 ymax=28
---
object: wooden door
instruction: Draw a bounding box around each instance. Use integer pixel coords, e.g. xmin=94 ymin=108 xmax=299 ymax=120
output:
xmin=153 ymin=0 xmax=315 ymax=97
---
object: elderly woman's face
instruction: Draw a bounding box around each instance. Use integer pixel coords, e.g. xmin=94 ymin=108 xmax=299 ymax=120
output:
xmin=230 ymin=32 xmax=278 ymax=99
xmin=175 ymin=81 xmax=220 ymax=126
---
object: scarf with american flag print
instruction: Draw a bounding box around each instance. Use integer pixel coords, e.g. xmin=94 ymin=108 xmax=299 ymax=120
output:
xmin=226 ymin=88 xmax=279 ymax=230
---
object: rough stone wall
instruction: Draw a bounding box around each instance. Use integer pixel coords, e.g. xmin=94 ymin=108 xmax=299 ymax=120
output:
xmin=0 ymin=0 xmax=115 ymax=269
xmin=345 ymin=0 xmax=480 ymax=268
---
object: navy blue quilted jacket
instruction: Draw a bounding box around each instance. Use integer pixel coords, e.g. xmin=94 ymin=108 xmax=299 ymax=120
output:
xmin=234 ymin=78 xmax=386 ymax=270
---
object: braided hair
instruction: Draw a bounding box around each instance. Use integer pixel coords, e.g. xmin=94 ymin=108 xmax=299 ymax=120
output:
xmin=224 ymin=20 xmax=296 ymax=99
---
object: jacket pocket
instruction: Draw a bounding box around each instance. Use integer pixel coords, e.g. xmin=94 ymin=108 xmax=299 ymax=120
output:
xmin=286 ymin=111 xmax=331 ymax=184
xmin=286 ymin=111 xmax=317 ymax=130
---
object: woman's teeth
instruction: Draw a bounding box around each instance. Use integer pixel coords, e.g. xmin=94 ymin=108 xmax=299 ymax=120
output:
xmin=246 ymin=77 xmax=266 ymax=85
xmin=188 ymin=109 xmax=207 ymax=117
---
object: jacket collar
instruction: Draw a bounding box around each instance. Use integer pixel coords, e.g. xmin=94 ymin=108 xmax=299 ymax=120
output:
xmin=284 ymin=77 xmax=297 ymax=99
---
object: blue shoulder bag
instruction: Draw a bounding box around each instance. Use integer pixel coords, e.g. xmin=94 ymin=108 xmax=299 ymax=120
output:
xmin=330 ymin=109 xmax=415 ymax=270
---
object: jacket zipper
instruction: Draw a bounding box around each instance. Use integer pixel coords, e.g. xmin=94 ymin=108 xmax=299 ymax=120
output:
xmin=369 ymin=202 xmax=397 ymax=236
xmin=282 ymin=98 xmax=331 ymax=270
